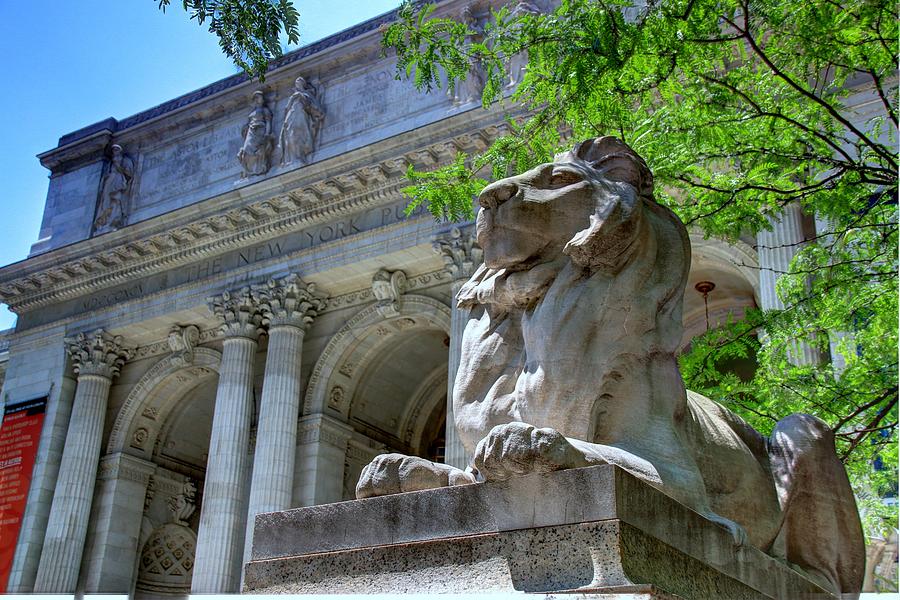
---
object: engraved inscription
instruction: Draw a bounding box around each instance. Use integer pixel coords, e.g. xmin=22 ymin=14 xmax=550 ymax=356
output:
xmin=139 ymin=127 xmax=240 ymax=207
xmin=82 ymin=283 xmax=145 ymax=311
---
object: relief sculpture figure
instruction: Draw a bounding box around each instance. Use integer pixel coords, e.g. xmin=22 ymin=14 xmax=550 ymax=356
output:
xmin=356 ymin=136 xmax=865 ymax=596
xmin=237 ymin=90 xmax=274 ymax=178
xmin=506 ymin=1 xmax=540 ymax=87
xmin=447 ymin=5 xmax=486 ymax=105
xmin=279 ymin=76 xmax=325 ymax=166
xmin=93 ymin=143 xmax=134 ymax=234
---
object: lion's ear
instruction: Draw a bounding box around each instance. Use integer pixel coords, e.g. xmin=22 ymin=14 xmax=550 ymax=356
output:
xmin=572 ymin=137 xmax=653 ymax=198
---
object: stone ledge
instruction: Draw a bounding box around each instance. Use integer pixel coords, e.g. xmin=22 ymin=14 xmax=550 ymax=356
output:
xmin=244 ymin=465 xmax=836 ymax=599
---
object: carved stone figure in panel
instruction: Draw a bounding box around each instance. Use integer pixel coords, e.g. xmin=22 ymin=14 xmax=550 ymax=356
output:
xmin=505 ymin=1 xmax=540 ymax=87
xmin=447 ymin=5 xmax=486 ymax=105
xmin=279 ymin=76 xmax=325 ymax=166
xmin=371 ymin=268 xmax=407 ymax=319
xmin=237 ymin=90 xmax=274 ymax=178
xmin=356 ymin=137 xmax=865 ymax=596
xmin=93 ymin=144 xmax=134 ymax=235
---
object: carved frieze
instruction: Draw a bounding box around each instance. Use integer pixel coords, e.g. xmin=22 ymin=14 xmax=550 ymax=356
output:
xmin=65 ymin=329 xmax=133 ymax=379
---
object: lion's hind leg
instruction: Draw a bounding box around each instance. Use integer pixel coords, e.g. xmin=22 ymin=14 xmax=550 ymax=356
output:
xmin=768 ymin=413 xmax=865 ymax=595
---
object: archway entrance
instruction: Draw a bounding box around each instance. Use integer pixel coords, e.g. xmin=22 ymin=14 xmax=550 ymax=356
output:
xmin=98 ymin=349 xmax=221 ymax=598
xmin=302 ymin=295 xmax=451 ymax=503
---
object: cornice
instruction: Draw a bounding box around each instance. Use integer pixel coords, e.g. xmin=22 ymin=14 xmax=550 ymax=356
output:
xmin=0 ymin=124 xmax=505 ymax=315
xmin=47 ymin=2 xmax=454 ymax=151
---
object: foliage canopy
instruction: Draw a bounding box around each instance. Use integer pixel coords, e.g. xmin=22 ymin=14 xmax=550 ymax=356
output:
xmin=383 ymin=0 xmax=898 ymax=536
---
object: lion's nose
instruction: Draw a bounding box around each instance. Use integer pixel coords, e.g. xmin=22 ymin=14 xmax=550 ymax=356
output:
xmin=478 ymin=180 xmax=518 ymax=210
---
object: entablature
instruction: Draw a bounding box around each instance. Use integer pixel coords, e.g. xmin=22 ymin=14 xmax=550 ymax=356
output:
xmin=0 ymin=117 xmax=507 ymax=320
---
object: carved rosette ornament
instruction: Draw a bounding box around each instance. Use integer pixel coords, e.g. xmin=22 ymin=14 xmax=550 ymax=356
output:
xmin=433 ymin=227 xmax=483 ymax=286
xmin=255 ymin=274 xmax=326 ymax=331
xmin=372 ymin=269 xmax=407 ymax=319
xmin=64 ymin=329 xmax=133 ymax=379
xmin=207 ymin=287 xmax=264 ymax=340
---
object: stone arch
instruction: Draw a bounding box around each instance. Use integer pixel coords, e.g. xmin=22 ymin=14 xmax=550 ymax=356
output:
xmin=398 ymin=366 xmax=448 ymax=456
xmin=303 ymin=294 xmax=451 ymax=417
xmin=683 ymin=234 xmax=761 ymax=344
xmin=107 ymin=347 xmax=221 ymax=459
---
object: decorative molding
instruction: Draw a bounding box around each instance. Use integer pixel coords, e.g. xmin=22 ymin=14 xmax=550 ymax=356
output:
xmin=132 ymin=327 xmax=221 ymax=361
xmin=60 ymin=3 xmax=425 ymax=147
xmin=65 ymin=328 xmax=132 ymax=379
xmin=97 ymin=452 xmax=156 ymax=485
xmin=297 ymin=414 xmax=353 ymax=448
xmin=0 ymin=126 xmax=505 ymax=315
xmin=326 ymin=269 xmax=448 ymax=311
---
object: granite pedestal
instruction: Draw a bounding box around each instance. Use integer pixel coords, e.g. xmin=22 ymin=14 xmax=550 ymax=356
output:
xmin=243 ymin=465 xmax=837 ymax=599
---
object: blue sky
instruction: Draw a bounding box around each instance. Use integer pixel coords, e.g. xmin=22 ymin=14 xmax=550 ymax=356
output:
xmin=0 ymin=0 xmax=399 ymax=330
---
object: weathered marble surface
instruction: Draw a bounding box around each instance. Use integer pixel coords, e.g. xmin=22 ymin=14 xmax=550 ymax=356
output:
xmin=356 ymin=137 xmax=865 ymax=595
xmin=245 ymin=465 xmax=836 ymax=599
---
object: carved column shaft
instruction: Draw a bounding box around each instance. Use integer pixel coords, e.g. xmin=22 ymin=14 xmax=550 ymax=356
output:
xmin=243 ymin=276 xmax=324 ymax=567
xmin=757 ymin=203 xmax=819 ymax=365
xmin=33 ymin=331 xmax=130 ymax=593
xmin=192 ymin=290 xmax=262 ymax=593
xmin=434 ymin=228 xmax=482 ymax=470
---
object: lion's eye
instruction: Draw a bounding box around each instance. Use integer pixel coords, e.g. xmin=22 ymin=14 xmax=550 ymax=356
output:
xmin=549 ymin=169 xmax=582 ymax=187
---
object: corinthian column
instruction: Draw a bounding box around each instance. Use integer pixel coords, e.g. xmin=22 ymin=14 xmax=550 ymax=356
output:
xmin=757 ymin=203 xmax=820 ymax=365
xmin=433 ymin=227 xmax=482 ymax=470
xmin=242 ymin=274 xmax=325 ymax=566
xmin=192 ymin=288 xmax=263 ymax=593
xmin=33 ymin=330 xmax=131 ymax=593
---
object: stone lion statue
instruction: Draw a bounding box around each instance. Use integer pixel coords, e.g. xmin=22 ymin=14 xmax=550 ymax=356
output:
xmin=357 ymin=137 xmax=864 ymax=595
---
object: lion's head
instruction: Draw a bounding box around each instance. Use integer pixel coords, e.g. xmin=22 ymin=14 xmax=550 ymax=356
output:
xmin=475 ymin=136 xmax=660 ymax=274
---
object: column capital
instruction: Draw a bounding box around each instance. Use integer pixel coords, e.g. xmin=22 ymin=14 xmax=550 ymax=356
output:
xmin=208 ymin=286 xmax=265 ymax=340
xmin=64 ymin=329 xmax=132 ymax=379
xmin=433 ymin=227 xmax=482 ymax=283
xmin=255 ymin=273 xmax=326 ymax=331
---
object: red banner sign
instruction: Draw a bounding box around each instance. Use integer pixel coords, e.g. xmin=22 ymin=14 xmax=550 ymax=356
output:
xmin=0 ymin=397 xmax=47 ymax=592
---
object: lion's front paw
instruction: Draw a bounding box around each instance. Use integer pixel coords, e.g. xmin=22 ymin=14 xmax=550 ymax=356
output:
xmin=472 ymin=422 xmax=590 ymax=482
xmin=355 ymin=453 xmax=475 ymax=499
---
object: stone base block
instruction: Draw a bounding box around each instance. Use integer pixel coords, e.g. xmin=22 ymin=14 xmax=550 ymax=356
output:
xmin=243 ymin=465 xmax=836 ymax=599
